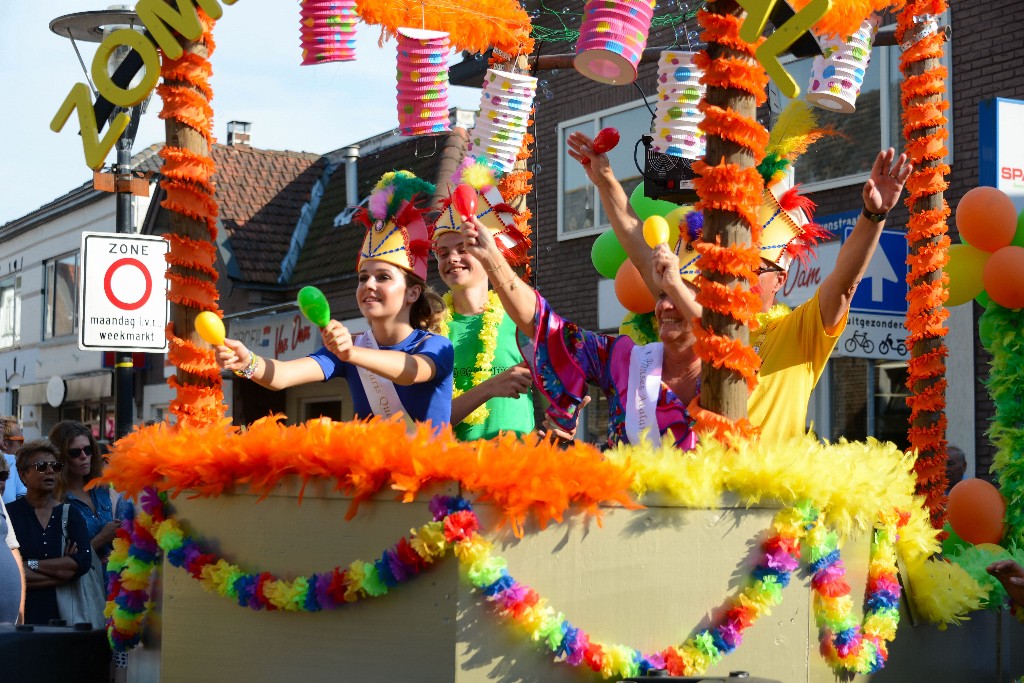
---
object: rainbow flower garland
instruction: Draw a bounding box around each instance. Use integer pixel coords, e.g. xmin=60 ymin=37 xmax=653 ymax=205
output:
xmin=106 ymin=490 xmax=476 ymax=651
xmin=106 ymin=490 xmax=903 ymax=676
xmin=458 ymin=500 xmax=905 ymax=678
xmin=438 ymin=290 xmax=504 ymax=425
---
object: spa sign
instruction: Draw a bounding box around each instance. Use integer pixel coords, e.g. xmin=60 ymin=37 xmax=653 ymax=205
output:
xmin=52 ymin=0 xmax=239 ymax=169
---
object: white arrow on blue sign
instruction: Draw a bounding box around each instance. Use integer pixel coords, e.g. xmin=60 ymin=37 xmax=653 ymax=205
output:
xmin=843 ymin=227 xmax=909 ymax=316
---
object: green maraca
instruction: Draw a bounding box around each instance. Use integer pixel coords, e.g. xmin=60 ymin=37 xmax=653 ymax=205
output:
xmin=297 ymin=286 xmax=331 ymax=328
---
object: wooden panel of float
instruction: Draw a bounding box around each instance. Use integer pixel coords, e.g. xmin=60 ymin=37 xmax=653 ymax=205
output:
xmin=156 ymin=480 xmax=872 ymax=682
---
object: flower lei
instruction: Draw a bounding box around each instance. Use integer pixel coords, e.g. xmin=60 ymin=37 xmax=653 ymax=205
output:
xmin=438 ymin=289 xmax=504 ymax=425
xmin=105 ymin=489 xmax=477 ymax=652
xmin=109 ymin=487 xmax=904 ymax=677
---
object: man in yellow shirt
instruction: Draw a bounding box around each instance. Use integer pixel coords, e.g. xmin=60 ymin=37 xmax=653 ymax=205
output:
xmin=567 ymin=135 xmax=911 ymax=442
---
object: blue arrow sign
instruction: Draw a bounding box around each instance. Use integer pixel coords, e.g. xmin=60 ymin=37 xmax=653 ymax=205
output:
xmin=843 ymin=227 xmax=909 ymax=316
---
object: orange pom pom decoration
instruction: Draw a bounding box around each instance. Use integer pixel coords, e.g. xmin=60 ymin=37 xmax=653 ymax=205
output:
xmin=947 ymin=478 xmax=1006 ymax=545
xmin=614 ymin=259 xmax=655 ymax=314
xmin=956 ymin=186 xmax=1017 ymax=253
xmin=983 ymin=245 xmax=1024 ymax=309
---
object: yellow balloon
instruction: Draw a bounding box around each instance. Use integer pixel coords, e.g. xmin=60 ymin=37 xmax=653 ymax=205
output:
xmin=643 ymin=215 xmax=670 ymax=247
xmin=195 ymin=311 xmax=226 ymax=346
xmin=974 ymin=542 xmax=1005 ymax=555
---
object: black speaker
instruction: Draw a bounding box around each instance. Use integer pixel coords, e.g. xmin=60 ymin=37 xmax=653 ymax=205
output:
xmin=0 ymin=623 xmax=110 ymax=682
xmin=642 ymin=135 xmax=699 ymax=205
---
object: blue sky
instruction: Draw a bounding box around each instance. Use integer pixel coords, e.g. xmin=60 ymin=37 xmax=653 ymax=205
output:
xmin=0 ymin=0 xmax=481 ymax=224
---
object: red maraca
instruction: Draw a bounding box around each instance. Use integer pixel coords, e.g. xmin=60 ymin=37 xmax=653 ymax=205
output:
xmin=591 ymin=127 xmax=620 ymax=154
xmin=451 ymin=184 xmax=478 ymax=222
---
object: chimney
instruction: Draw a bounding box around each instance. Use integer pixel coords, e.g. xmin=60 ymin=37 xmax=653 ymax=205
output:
xmin=343 ymin=146 xmax=360 ymax=207
xmin=227 ymin=121 xmax=251 ymax=146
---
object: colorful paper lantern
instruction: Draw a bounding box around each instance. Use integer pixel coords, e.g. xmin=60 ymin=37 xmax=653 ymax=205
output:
xmin=575 ymin=0 xmax=655 ymax=85
xmin=396 ymin=28 xmax=451 ymax=136
xmin=652 ymin=51 xmax=706 ymax=159
xmin=300 ymin=0 xmax=358 ymax=65
xmin=467 ymin=69 xmax=537 ymax=172
xmin=806 ymin=15 xmax=880 ymax=114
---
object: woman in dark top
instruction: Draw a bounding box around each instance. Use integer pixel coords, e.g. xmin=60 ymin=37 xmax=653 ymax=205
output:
xmin=6 ymin=439 xmax=91 ymax=625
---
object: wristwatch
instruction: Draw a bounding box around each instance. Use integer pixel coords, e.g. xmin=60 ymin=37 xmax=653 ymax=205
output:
xmin=862 ymin=206 xmax=888 ymax=223
xmin=27 ymin=559 xmax=39 ymax=572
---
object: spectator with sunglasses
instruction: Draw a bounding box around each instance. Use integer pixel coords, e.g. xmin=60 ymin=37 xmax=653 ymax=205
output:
xmin=1 ymin=416 xmax=27 ymax=504
xmin=7 ymin=440 xmax=92 ymax=625
xmin=51 ymin=421 xmax=132 ymax=564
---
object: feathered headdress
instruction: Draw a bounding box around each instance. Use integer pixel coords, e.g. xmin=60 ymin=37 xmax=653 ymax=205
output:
xmin=355 ymin=171 xmax=436 ymax=280
xmin=433 ymin=157 xmax=532 ymax=269
xmin=755 ymin=101 xmax=835 ymax=269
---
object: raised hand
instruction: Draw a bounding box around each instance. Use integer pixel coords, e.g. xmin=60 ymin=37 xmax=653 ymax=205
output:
xmin=214 ymin=338 xmax=251 ymax=372
xmin=566 ymin=131 xmax=614 ymax=186
xmin=863 ymin=148 xmax=912 ymax=214
xmin=321 ymin=320 xmax=354 ymax=361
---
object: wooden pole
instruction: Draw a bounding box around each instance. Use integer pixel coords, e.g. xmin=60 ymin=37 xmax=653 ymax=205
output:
xmin=697 ymin=0 xmax=755 ymax=422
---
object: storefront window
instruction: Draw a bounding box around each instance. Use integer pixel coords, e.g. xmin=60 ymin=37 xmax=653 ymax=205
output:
xmin=0 ymin=274 xmax=19 ymax=348
xmin=44 ymin=252 xmax=79 ymax=339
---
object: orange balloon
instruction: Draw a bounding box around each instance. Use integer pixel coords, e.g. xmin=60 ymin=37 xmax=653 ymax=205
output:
xmin=947 ymin=478 xmax=1006 ymax=545
xmin=956 ymin=186 xmax=1017 ymax=253
xmin=983 ymin=246 xmax=1024 ymax=309
xmin=615 ymin=259 xmax=655 ymax=314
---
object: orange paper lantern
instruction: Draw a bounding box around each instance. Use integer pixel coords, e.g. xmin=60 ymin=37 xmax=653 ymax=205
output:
xmin=956 ymin=186 xmax=1017 ymax=253
xmin=615 ymin=259 xmax=655 ymax=314
xmin=947 ymin=478 xmax=1006 ymax=545
xmin=983 ymin=246 xmax=1024 ymax=309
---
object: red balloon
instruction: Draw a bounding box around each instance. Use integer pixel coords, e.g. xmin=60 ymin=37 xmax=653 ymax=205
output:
xmin=956 ymin=186 xmax=1017 ymax=253
xmin=983 ymin=246 xmax=1024 ymax=309
xmin=451 ymin=184 xmax=478 ymax=222
xmin=615 ymin=259 xmax=655 ymax=314
xmin=947 ymin=478 xmax=1006 ymax=545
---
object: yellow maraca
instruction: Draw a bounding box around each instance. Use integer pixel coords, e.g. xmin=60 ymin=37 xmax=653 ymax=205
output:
xmin=643 ymin=215 xmax=670 ymax=247
xmin=194 ymin=311 xmax=226 ymax=346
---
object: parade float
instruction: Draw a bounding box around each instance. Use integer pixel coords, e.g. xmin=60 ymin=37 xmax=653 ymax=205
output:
xmin=46 ymin=0 xmax=1024 ymax=679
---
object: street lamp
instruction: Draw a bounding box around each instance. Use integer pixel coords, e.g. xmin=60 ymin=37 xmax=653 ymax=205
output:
xmin=51 ymin=5 xmax=152 ymax=440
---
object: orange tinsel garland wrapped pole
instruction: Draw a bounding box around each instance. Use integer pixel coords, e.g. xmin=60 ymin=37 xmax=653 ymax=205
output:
xmin=692 ymin=0 xmax=767 ymax=442
xmin=897 ymin=1 xmax=951 ymax=529
xmin=158 ymin=11 xmax=226 ymax=428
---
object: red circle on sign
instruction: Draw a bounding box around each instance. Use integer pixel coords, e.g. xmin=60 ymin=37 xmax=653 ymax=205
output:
xmin=103 ymin=258 xmax=152 ymax=311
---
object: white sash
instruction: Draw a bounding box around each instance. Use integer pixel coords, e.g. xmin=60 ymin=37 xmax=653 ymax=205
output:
xmin=355 ymin=330 xmax=415 ymax=430
xmin=625 ymin=342 xmax=663 ymax=448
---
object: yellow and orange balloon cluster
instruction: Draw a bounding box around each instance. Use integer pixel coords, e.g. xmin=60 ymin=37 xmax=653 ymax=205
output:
xmin=946 ymin=186 xmax=1024 ymax=310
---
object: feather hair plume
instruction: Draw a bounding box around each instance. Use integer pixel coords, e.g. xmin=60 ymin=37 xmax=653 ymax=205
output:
xmin=757 ymin=101 xmax=835 ymax=186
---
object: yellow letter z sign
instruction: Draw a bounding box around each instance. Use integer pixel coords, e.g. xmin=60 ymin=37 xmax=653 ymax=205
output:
xmin=50 ymin=83 xmax=131 ymax=170
xmin=736 ymin=0 xmax=832 ymax=99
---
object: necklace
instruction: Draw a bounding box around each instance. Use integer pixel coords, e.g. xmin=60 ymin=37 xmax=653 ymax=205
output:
xmin=438 ymin=290 xmax=504 ymax=425
xmin=751 ymin=303 xmax=791 ymax=353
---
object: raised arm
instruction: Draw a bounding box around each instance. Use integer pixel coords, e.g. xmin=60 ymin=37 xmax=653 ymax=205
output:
xmin=216 ymin=340 xmax=327 ymax=390
xmin=319 ymin=321 xmax=439 ymax=386
xmin=651 ymin=244 xmax=702 ymax=321
xmin=567 ymin=132 xmax=656 ymax=294
xmin=460 ymin=217 xmax=538 ymax=339
xmin=818 ymin=148 xmax=912 ymax=331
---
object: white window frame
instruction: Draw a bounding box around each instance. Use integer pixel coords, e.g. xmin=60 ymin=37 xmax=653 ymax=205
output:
xmin=557 ymin=98 xmax=655 ymax=241
xmin=0 ymin=273 xmax=20 ymax=349
xmin=43 ymin=250 xmax=80 ymax=340
xmin=790 ymin=13 xmax=953 ymax=193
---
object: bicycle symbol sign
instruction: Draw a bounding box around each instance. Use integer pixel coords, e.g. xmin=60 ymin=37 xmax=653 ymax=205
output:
xmin=839 ymin=313 xmax=909 ymax=361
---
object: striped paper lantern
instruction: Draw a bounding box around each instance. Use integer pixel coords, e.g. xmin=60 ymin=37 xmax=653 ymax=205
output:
xmin=575 ymin=0 xmax=655 ymax=85
xmin=300 ymin=0 xmax=357 ymax=65
xmin=467 ymin=69 xmax=537 ymax=173
xmin=396 ymin=28 xmax=451 ymax=136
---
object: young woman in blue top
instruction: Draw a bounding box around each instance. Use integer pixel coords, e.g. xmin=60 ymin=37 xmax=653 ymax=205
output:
xmin=216 ymin=172 xmax=454 ymax=428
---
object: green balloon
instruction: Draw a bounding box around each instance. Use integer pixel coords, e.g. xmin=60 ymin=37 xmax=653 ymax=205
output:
xmin=976 ymin=289 xmax=991 ymax=309
xmin=1014 ymin=207 xmax=1024 ymax=248
xmin=978 ymin=302 xmax=998 ymax=349
xmin=945 ymin=243 xmax=988 ymax=307
xmin=941 ymin=522 xmax=969 ymax=557
xmin=591 ymin=229 xmax=629 ymax=280
xmin=297 ymin=286 xmax=331 ymax=328
xmin=629 ymin=182 xmax=681 ymax=222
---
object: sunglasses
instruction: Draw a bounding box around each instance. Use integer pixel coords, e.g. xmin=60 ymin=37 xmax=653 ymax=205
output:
xmin=32 ymin=461 xmax=64 ymax=474
xmin=0 ymin=471 xmax=8 ymax=481
xmin=755 ymin=263 xmax=785 ymax=275
xmin=68 ymin=446 xmax=93 ymax=459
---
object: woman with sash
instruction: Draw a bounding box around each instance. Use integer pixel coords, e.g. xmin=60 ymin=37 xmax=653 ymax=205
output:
xmin=460 ymin=216 xmax=701 ymax=451
xmin=215 ymin=172 xmax=454 ymax=428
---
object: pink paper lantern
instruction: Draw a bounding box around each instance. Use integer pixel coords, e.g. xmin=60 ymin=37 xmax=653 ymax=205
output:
xmin=575 ymin=0 xmax=655 ymax=85
xmin=396 ymin=28 xmax=451 ymax=136
xmin=300 ymin=0 xmax=357 ymax=65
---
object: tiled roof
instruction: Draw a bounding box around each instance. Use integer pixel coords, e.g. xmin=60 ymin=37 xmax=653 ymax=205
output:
xmin=211 ymin=144 xmax=325 ymax=285
xmin=288 ymin=134 xmax=457 ymax=286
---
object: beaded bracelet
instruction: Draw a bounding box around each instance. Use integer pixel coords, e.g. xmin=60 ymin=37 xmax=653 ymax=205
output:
xmin=233 ymin=350 xmax=260 ymax=380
